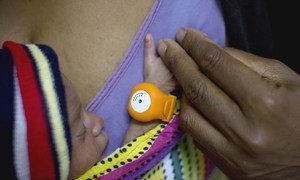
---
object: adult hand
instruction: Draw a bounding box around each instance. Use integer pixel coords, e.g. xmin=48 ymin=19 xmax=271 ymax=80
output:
xmin=157 ymin=28 xmax=300 ymax=179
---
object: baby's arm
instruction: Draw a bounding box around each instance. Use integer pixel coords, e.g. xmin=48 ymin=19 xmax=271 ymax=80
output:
xmin=123 ymin=34 xmax=176 ymax=144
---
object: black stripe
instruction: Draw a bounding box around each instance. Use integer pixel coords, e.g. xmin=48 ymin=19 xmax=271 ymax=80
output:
xmin=0 ymin=48 xmax=16 ymax=178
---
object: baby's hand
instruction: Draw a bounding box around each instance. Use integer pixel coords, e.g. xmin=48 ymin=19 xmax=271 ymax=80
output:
xmin=123 ymin=34 xmax=176 ymax=144
xmin=144 ymin=34 xmax=176 ymax=94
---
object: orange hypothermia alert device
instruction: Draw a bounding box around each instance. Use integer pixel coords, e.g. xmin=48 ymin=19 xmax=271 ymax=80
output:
xmin=128 ymin=83 xmax=177 ymax=122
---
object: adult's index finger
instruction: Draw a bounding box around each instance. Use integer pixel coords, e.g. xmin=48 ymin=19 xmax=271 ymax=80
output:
xmin=175 ymin=28 xmax=266 ymax=104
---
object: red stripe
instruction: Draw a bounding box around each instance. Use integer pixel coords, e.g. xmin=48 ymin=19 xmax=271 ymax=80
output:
xmin=3 ymin=41 xmax=56 ymax=179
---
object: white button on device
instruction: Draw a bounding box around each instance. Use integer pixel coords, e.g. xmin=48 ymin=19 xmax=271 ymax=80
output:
xmin=130 ymin=90 xmax=151 ymax=113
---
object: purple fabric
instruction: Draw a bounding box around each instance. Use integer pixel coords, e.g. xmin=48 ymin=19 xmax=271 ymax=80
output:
xmin=87 ymin=0 xmax=225 ymax=155
xmin=205 ymin=158 xmax=216 ymax=179
xmin=99 ymin=116 xmax=183 ymax=179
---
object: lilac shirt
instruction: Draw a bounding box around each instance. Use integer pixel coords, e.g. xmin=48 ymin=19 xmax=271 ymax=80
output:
xmin=87 ymin=0 xmax=225 ymax=155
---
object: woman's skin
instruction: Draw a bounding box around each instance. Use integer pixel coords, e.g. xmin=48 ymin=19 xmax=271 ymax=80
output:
xmin=0 ymin=0 xmax=156 ymax=106
xmin=65 ymin=34 xmax=175 ymax=179
xmin=157 ymin=28 xmax=300 ymax=179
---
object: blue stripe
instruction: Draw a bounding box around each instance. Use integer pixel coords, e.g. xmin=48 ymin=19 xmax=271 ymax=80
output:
xmin=0 ymin=48 xmax=16 ymax=178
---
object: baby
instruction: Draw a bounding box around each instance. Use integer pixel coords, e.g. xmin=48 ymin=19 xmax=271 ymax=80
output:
xmin=0 ymin=34 xmax=175 ymax=179
xmin=67 ymin=34 xmax=176 ymax=178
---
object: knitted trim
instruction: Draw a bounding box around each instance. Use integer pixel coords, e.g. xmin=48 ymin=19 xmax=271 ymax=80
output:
xmin=3 ymin=41 xmax=71 ymax=179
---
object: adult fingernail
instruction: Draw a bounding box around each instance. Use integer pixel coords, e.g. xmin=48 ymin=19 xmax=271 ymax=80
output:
xmin=157 ymin=40 xmax=167 ymax=56
xmin=176 ymin=28 xmax=186 ymax=43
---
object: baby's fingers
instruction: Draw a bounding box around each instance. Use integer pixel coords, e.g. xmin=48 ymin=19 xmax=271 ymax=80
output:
xmin=144 ymin=34 xmax=156 ymax=63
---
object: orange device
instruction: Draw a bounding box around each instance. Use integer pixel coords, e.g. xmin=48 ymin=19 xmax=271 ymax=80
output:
xmin=128 ymin=82 xmax=177 ymax=122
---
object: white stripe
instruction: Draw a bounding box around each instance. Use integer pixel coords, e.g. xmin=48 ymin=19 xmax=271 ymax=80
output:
xmin=162 ymin=153 xmax=175 ymax=180
xmin=13 ymin=68 xmax=30 ymax=180
xmin=26 ymin=44 xmax=70 ymax=180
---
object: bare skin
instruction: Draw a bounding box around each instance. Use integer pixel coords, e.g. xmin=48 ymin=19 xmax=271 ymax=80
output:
xmin=157 ymin=28 xmax=300 ymax=179
xmin=0 ymin=0 xmax=155 ymax=106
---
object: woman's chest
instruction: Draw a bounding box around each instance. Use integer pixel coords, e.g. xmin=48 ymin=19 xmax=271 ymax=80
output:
xmin=31 ymin=0 xmax=155 ymax=105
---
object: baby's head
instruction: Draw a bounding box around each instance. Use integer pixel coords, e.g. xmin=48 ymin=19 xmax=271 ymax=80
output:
xmin=63 ymin=75 xmax=108 ymax=179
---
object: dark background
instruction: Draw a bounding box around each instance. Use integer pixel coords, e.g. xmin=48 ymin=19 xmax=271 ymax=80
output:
xmin=220 ymin=0 xmax=299 ymax=73
xmin=267 ymin=1 xmax=299 ymax=73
